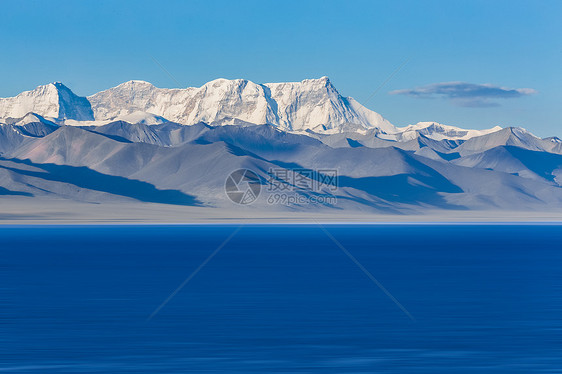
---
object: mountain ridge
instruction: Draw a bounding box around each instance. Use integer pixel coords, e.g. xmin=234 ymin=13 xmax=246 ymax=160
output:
xmin=1 ymin=78 xmax=561 ymax=213
xmin=1 ymin=119 xmax=562 ymax=212
xmin=1 ymin=78 xmax=504 ymax=141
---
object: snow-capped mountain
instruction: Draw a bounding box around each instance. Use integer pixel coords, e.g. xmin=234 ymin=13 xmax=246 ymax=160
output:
xmin=87 ymin=77 xmax=396 ymax=134
xmin=0 ymin=82 xmax=94 ymax=121
xmin=395 ymin=122 xmax=502 ymax=141
xmin=1 ymin=78 xmax=508 ymax=140
xmin=2 ymin=77 xmax=562 ymax=214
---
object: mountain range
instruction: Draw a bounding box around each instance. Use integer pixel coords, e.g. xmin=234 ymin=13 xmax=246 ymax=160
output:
xmin=1 ymin=77 xmax=561 ymax=215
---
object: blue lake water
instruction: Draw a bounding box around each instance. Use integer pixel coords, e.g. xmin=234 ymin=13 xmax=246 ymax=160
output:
xmin=1 ymin=224 xmax=562 ymax=373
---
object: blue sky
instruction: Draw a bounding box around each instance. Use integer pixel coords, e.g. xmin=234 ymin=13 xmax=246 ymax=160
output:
xmin=1 ymin=0 xmax=560 ymax=135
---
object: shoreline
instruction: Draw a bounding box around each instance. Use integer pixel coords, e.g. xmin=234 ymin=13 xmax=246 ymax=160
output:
xmin=1 ymin=198 xmax=562 ymax=224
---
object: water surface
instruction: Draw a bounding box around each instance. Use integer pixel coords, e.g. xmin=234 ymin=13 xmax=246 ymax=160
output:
xmin=1 ymin=225 xmax=561 ymax=372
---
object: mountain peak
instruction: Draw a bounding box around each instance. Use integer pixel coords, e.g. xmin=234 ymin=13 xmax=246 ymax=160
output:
xmin=204 ymin=78 xmax=253 ymax=89
xmin=0 ymin=82 xmax=94 ymax=121
xmin=50 ymin=82 xmax=79 ymax=94
xmin=85 ymin=77 xmax=395 ymax=133
xmin=117 ymin=80 xmax=155 ymax=88
xmin=34 ymin=82 xmax=72 ymax=92
xmin=300 ymin=76 xmax=332 ymax=88
xmin=302 ymin=76 xmax=330 ymax=83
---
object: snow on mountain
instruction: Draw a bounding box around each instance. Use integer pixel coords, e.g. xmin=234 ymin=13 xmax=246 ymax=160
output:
xmin=0 ymin=79 xmax=527 ymax=142
xmin=454 ymin=127 xmax=556 ymax=156
xmin=64 ymin=111 xmax=170 ymax=128
xmin=0 ymin=113 xmax=60 ymax=154
xmin=0 ymin=83 xmax=94 ymax=121
xmin=114 ymin=111 xmax=169 ymax=126
xmin=0 ymin=79 xmax=554 ymax=155
xmin=395 ymin=122 xmax=502 ymax=141
xmin=6 ymin=113 xmax=53 ymax=126
xmin=87 ymin=77 xmax=396 ymax=134
xmin=2 ymin=78 xmax=562 ymax=212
